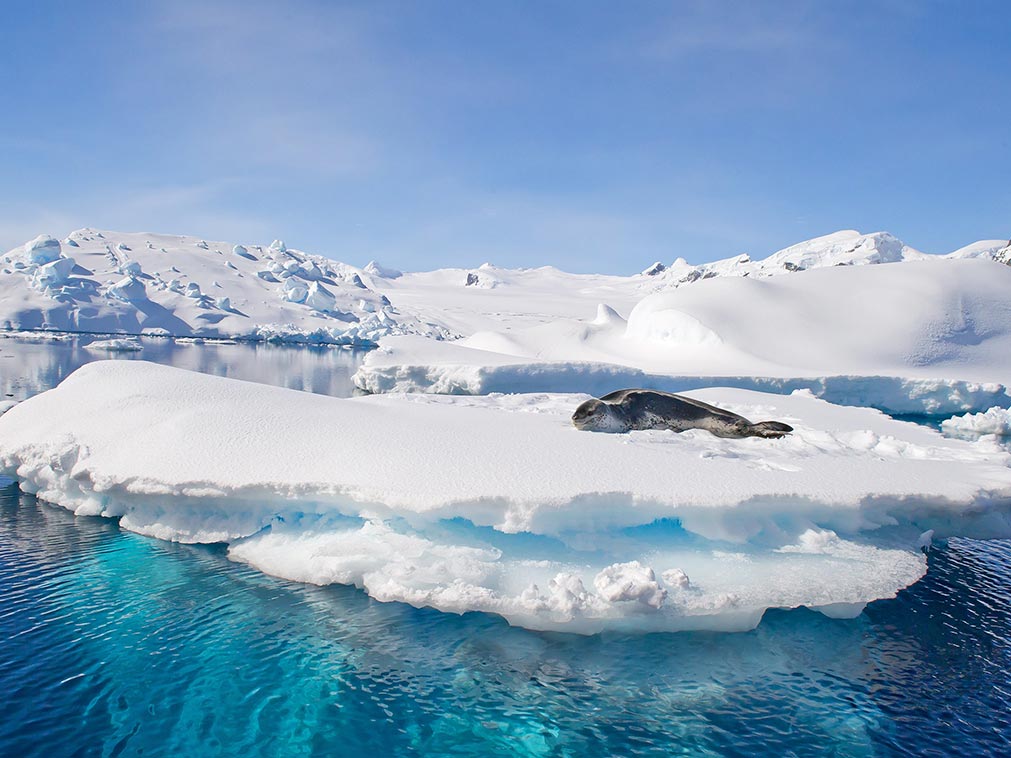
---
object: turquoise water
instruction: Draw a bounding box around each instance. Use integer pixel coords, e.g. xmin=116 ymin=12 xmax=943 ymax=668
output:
xmin=1 ymin=336 xmax=1010 ymax=755
xmin=2 ymin=485 xmax=1010 ymax=757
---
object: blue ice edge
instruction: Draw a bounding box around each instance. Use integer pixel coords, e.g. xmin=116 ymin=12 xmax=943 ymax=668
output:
xmin=217 ymin=503 xmax=944 ymax=634
xmin=7 ymin=472 xmax=1000 ymax=633
xmin=354 ymin=362 xmax=1011 ymax=417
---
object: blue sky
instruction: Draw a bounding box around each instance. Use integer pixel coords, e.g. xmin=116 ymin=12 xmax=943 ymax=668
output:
xmin=2 ymin=1 xmax=1009 ymax=272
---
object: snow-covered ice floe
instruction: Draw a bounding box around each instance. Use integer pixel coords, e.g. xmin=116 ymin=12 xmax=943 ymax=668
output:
xmin=84 ymin=337 xmax=144 ymax=353
xmin=2 ymin=361 xmax=1010 ymax=633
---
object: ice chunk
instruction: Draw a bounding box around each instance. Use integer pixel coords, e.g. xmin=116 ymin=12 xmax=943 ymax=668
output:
xmin=305 ymin=281 xmax=337 ymax=312
xmin=24 ymin=235 xmax=61 ymax=265
xmin=593 ymin=562 xmax=667 ymax=610
xmin=85 ymin=337 xmax=143 ymax=353
xmin=662 ymin=568 xmax=691 ymax=590
xmin=119 ymin=260 xmax=142 ymax=276
xmin=942 ymin=406 xmax=1011 ymax=438
xmin=282 ymin=277 xmax=309 ymax=304
xmin=32 ymin=256 xmax=76 ymax=289
xmin=108 ymin=276 xmax=146 ymax=302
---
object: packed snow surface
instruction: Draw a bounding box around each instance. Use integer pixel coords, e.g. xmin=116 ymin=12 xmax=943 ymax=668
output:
xmin=2 ymin=361 xmax=1010 ymax=633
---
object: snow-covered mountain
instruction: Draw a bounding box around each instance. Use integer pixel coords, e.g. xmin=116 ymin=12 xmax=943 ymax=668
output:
xmin=638 ymin=229 xmax=1008 ymax=287
xmin=1 ymin=227 xmax=1007 ymax=344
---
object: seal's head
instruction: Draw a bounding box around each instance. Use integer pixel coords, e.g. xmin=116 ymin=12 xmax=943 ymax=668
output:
xmin=746 ymin=421 xmax=793 ymax=439
xmin=572 ymin=398 xmax=626 ymax=432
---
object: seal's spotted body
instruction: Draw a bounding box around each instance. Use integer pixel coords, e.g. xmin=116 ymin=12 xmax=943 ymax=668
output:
xmin=572 ymin=389 xmax=793 ymax=438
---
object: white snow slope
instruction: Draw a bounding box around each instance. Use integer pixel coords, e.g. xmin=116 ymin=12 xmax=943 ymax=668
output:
xmin=2 ymin=361 xmax=1010 ymax=633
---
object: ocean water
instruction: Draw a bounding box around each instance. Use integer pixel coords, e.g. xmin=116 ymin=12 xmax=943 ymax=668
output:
xmin=1 ymin=336 xmax=1010 ymax=756
xmin=0 ymin=333 xmax=366 ymax=402
xmin=2 ymin=486 xmax=1010 ymax=757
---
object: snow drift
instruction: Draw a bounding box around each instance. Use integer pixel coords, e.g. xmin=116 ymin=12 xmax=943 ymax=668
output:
xmin=2 ymin=361 xmax=1009 ymax=633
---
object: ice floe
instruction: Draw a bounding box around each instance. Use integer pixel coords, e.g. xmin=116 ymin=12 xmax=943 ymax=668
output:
xmin=1 ymin=361 xmax=1009 ymax=633
xmin=84 ymin=337 xmax=144 ymax=353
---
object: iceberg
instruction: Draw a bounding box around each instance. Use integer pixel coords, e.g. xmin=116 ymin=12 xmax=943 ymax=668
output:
xmin=1 ymin=361 xmax=1008 ymax=633
xmin=0 ymin=229 xmax=442 ymax=344
xmin=84 ymin=337 xmax=144 ymax=353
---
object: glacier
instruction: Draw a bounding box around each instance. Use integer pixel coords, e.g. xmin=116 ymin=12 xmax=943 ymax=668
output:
xmin=0 ymin=230 xmax=449 ymax=345
xmin=354 ymin=258 xmax=1011 ymax=415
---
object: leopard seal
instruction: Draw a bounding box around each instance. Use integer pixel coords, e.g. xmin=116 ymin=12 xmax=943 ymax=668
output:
xmin=571 ymin=389 xmax=793 ymax=438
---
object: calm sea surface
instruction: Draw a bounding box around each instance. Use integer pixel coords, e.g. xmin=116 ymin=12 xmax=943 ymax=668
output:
xmin=1 ymin=335 xmax=1009 ymax=757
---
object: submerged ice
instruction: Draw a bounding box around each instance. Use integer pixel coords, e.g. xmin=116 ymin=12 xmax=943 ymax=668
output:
xmin=1 ymin=361 xmax=1008 ymax=633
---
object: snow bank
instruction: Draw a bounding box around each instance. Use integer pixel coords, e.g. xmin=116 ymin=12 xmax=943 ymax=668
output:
xmin=2 ymin=361 xmax=1009 ymax=633
xmin=942 ymin=406 xmax=1011 ymax=439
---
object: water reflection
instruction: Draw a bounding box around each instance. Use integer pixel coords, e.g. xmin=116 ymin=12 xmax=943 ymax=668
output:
xmin=0 ymin=334 xmax=368 ymax=401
